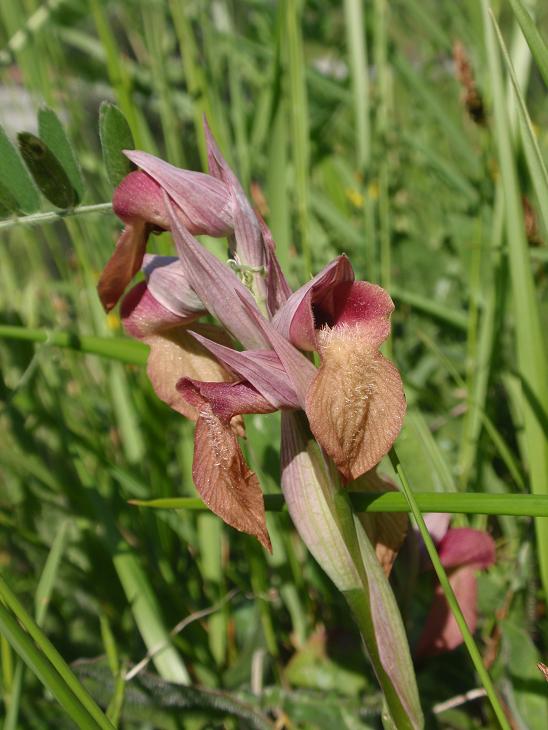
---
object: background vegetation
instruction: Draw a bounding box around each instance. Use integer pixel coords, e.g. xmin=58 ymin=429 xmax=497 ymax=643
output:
xmin=0 ymin=0 xmax=547 ymax=727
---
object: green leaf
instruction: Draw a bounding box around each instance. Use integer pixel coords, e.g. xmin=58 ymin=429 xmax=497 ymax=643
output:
xmin=0 ymin=124 xmax=40 ymax=214
xmin=4 ymin=521 xmax=70 ymax=730
xmin=284 ymin=626 xmax=366 ymax=695
xmin=34 ymin=521 xmax=69 ymax=627
xmin=0 ymin=577 xmax=114 ymax=730
xmin=502 ymin=621 xmax=548 ymax=729
xmin=0 ymin=603 xmax=107 ymax=730
xmin=18 ymin=133 xmax=78 ymax=209
xmin=482 ymin=0 xmax=548 ymax=596
xmin=0 ymin=178 xmax=20 ymax=217
xmin=38 ymin=106 xmax=85 ymax=201
xmin=99 ymin=102 xmax=135 ymax=187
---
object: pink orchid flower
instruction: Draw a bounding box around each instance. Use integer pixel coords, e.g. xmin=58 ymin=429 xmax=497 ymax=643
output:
xmin=99 ymin=121 xmax=406 ymax=553
xmin=416 ymin=514 xmax=496 ymax=657
xmin=98 ymin=120 xmax=423 ymax=728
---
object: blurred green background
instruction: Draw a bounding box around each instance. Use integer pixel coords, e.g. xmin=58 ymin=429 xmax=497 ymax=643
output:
xmin=0 ymin=0 xmax=547 ymax=728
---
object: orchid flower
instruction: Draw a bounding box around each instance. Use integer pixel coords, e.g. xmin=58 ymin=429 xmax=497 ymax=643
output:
xmin=98 ymin=120 xmax=423 ymax=728
xmin=416 ymin=514 xmax=496 ymax=657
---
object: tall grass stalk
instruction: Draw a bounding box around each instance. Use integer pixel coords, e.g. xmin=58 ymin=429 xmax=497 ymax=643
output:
xmin=482 ymin=0 xmax=548 ymax=596
xmin=390 ymin=450 xmax=511 ymax=730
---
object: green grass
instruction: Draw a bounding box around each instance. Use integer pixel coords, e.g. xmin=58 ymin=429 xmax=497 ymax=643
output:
xmin=0 ymin=1 xmax=547 ymax=728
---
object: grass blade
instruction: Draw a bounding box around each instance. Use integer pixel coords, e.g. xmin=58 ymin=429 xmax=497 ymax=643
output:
xmin=491 ymin=11 xmax=548 ymax=233
xmin=507 ymin=0 xmax=548 ymax=85
xmin=34 ymin=521 xmax=69 ymax=629
xmin=284 ymin=0 xmax=311 ymax=274
xmin=390 ymin=449 xmax=511 ymax=730
xmin=344 ymin=0 xmax=371 ymax=171
xmin=0 ymin=576 xmax=114 ymax=730
xmin=129 ymin=492 xmax=548 ymax=517
xmin=482 ymin=0 xmax=548 ymax=595
xmin=4 ymin=522 xmax=70 ymax=729
xmin=0 ymin=604 xmax=106 ymax=730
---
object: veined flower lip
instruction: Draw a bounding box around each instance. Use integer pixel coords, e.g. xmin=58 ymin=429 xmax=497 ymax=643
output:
xmin=124 ymin=149 xmax=234 ymax=237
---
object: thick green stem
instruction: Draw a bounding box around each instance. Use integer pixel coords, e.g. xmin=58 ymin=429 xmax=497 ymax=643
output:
xmin=0 ymin=202 xmax=112 ymax=231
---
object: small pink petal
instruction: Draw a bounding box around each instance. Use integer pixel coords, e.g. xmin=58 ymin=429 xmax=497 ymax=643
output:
xmin=202 ymin=119 xmax=267 ymax=301
xmin=424 ymin=513 xmax=451 ymax=545
xmin=257 ymin=212 xmax=292 ymax=317
xmin=202 ymin=119 xmax=259 ymax=260
xmin=272 ymin=256 xmax=354 ymax=350
xmin=97 ymin=221 xmax=149 ymax=312
xmin=121 ymin=282 xmax=200 ymax=338
xmin=416 ymin=566 xmax=478 ymax=657
xmin=142 ymin=255 xmax=205 ymax=320
xmin=177 ymin=379 xmax=276 ymax=421
xmin=113 ymin=170 xmax=170 ymax=230
xmin=151 ymin=324 xmax=243 ymax=420
xmin=438 ymin=528 xmax=496 ymax=570
xmin=189 ymin=331 xmax=300 ymax=409
xmin=236 ymin=293 xmax=317 ymax=407
xmin=120 ymin=288 xmax=239 ymax=419
xmin=124 ymin=150 xmax=233 ymax=237
xmin=167 ymin=200 xmax=268 ymax=350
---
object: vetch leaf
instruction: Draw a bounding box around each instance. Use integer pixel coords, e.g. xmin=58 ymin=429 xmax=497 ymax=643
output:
xmin=99 ymin=102 xmax=135 ymax=187
xmin=18 ymin=133 xmax=78 ymax=209
xmin=38 ymin=106 xmax=85 ymax=201
xmin=0 ymin=179 xmax=20 ymax=217
xmin=0 ymin=125 xmax=40 ymax=214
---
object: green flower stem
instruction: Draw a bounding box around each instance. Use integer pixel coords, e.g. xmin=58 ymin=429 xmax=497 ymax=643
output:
xmin=0 ymin=576 xmax=114 ymax=730
xmin=0 ymin=202 xmax=112 ymax=231
xmin=0 ymin=325 xmax=148 ymax=366
xmin=343 ymin=588 xmax=417 ymax=730
xmin=330 ymin=472 xmax=418 ymax=729
xmin=389 ymin=449 xmax=511 ymax=730
xmin=129 ymin=492 xmax=548 ymax=517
